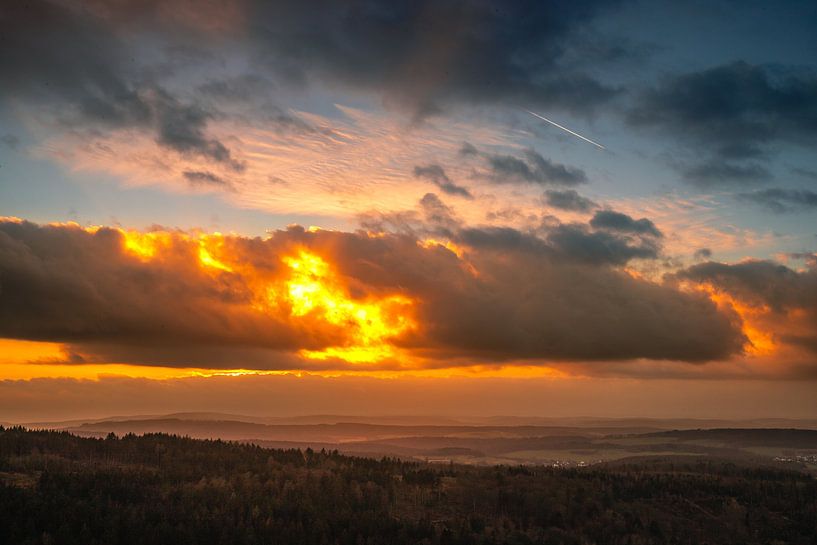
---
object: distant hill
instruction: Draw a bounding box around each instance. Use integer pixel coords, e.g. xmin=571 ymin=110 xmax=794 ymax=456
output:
xmin=20 ymin=415 xmax=814 ymax=470
xmin=644 ymin=428 xmax=817 ymax=448
xmin=66 ymin=418 xmax=660 ymax=442
xmin=17 ymin=412 xmax=817 ymax=430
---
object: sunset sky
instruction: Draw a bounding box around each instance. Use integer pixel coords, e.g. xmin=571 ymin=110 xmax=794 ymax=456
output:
xmin=1 ymin=0 xmax=816 ymax=422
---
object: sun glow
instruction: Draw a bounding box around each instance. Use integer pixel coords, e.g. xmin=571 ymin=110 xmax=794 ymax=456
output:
xmin=694 ymin=284 xmax=776 ymax=356
xmin=196 ymin=234 xmax=233 ymax=272
xmin=121 ymin=230 xmax=174 ymax=260
xmin=120 ymin=229 xmax=234 ymax=272
xmin=419 ymin=238 xmax=480 ymax=277
xmin=115 ymin=226 xmax=418 ymax=365
xmin=418 ymin=238 xmax=465 ymax=258
xmin=278 ymin=250 xmax=415 ymax=363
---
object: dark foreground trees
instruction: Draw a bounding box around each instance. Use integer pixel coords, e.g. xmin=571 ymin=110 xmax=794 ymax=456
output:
xmin=1 ymin=427 xmax=815 ymax=545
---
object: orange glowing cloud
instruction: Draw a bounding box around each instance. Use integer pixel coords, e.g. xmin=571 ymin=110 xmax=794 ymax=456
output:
xmin=0 ymin=218 xmax=753 ymax=376
xmin=275 ymin=249 xmax=416 ymax=363
xmin=116 ymin=228 xmax=418 ymax=364
xmin=673 ymin=258 xmax=817 ymax=372
xmin=691 ymin=284 xmax=775 ymax=356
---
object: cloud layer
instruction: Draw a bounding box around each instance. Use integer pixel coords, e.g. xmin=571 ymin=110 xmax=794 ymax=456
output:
xmin=629 ymin=61 xmax=817 ymax=186
xmin=0 ymin=218 xmax=744 ymax=369
xmin=675 ymin=258 xmax=817 ymax=359
xmin=0 ymin=1 xmax=243 ymax=169
xmin=244 ymin=0 xmax=623 ymax=115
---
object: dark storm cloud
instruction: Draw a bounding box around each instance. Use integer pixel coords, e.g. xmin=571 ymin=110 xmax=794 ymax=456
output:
xmin=345 ymin=221 xmax=734 ymax=361
xmin=0 ymin=219 xmax=743 ymax=366
xmin=479 ymin=149 xmax=588 ymax=186
xmin=183 ymin=170 xmax=232 ymax=189
xmin=491 ymin=152 xmax=584 ymax=185
xmin=62 ymin=0 xmax=633 ymax=118
xmin=629 ymin=61 xmax=817 ymax=185
xmin=681 ymin=161 xmax=771 ymax=187
xmin=694 ymin=248 xmax=713 ymax=260
xmin=0 ymin=0 xmax=239 ymax=168
xmin=459 ymin=142 xmax=479 ymax=156
xmin=418 ymin=193 xmax=460 ymax=233
xmin=376 ymin=194 xmax=662 ymax=267
xmin=532 ymin=209 xmax=662 ymax=266
xmin=401 ymin=228 xmax=739 ymax=362
xmin=413 ymin=165 xmax=473 ymax=198
xmin=630 ymin=61 xmax=817 ymax=154
xmin=590 ymin=210 xmax=661 ymax=238
xmin=0 ymin=220 xmax=305 ymax=354
xmin=676 ymin=260 xmax=810 ymax=312
xmin=544 ymin=189 xmax=598 ymax=212
xmin=0 ymin=1 xmax=147 ymax=124
xmin=675 ymin=259 xmax=817 ymax=356
xmin=544 ymin=223 xmax=660 ymax=265
xmin=456 ymin=226 xmax=550 ymax=255
xmin=154 ymin=94 xmax=244 ymax=170
xmin=246 ymin=0 xmax=624 ymax=115
xmin=737 ymin=188 xmax=817 ymax=213
xmin=2 ymin=0 xmax=628 ymax=125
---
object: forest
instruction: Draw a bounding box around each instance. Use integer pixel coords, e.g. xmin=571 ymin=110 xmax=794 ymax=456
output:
xmin=1 ymin=427 xmax=816 ymax=545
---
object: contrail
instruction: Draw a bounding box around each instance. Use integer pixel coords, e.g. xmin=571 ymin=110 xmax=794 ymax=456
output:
xmin=525 ymin=110 xmax=606 ymax=150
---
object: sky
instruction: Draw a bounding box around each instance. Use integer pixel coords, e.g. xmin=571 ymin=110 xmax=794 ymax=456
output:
xmin=1 ymin=0 xmax=816 ymax=421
